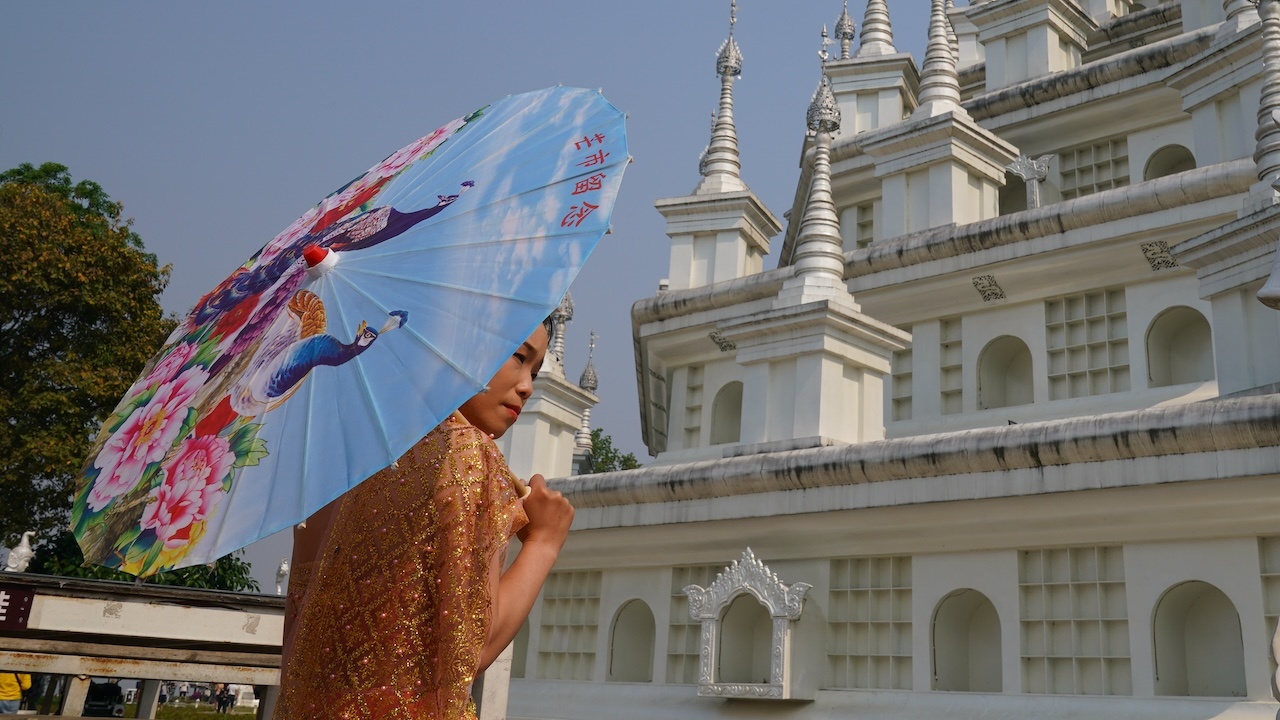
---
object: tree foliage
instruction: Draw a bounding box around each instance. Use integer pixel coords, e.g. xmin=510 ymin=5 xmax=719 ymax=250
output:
xmin=587 ymin=427 xmax=641 ymax=473
xmin=0 ymin=163 xmax=175 ymax=550
xmin=0 ymin=162 xmax=138 ymax=230
xmin=29 ymin=530 xmax=260 ymax=592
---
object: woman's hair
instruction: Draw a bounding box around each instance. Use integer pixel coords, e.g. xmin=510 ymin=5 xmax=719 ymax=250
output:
xmin=542 ymin=315 xmax=555 ymax=340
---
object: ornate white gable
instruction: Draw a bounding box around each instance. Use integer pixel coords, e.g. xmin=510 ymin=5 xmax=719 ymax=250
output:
xmin=682 ymin=548 xmax=813 ymax=700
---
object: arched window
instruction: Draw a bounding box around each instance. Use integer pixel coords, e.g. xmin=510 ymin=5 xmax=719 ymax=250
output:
xmin=718 ymin=593 xmax=773 ymax=684
xmin=608 ymin=600 xmax=655 ymax=682
xmin=932 ymin=589 xmax=1002 ymax=692
xmin=1143 ymin=145 xmax=1196 ymax=181
xmin=978 ymin=336 xmax=1033 ymax=409
xmin=1000 ymin=172 xmax=1028 ymax=215
xmin=1153 ymin=581 xmax=1245 ymax=697
xmin=1146 ymin=307 xmax=1213 ymax=387
xmin=709 ymin=381 xmax=743 ymax=445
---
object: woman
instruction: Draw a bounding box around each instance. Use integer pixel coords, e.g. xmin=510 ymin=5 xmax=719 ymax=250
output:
xmin=279 ymin=319 xmax=572 ymax=718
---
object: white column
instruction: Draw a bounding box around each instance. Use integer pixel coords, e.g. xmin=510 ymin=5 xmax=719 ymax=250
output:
xmin=666 ymin=234 xmax=694 ymax=291
xmin=912 ymin=320 xmax=942 ymax=418
xmin=927 ymin=164 xmax=962 ymax=230
xmin=135 ymin=680 xmax=163 ymax=719
xmin=255 ymin=684 xmax=280 ymax=720
xmin=61 ymin=675 xmax=90 ymax=717
xmin=475 ymin=643 xmax=514 ymax=720
xmin=769 ymin=359 xmax=798 ymax=442
xmin=740 ymin=363 xmax=771 ymax=445
xmin=1211 ymin=289 xmax=1254 ymax=393
xmin=879 ymin=174 xmax=909 ymax=239
xmin=714 ymin=230 xmax=744 ymax=282
xmin=666 ymin=367 xmax=691 ymax=451
xmin=792 ymin=355 xmax=828 ymax=439
xmin=856 ymin=367 xmax=887 ymax=442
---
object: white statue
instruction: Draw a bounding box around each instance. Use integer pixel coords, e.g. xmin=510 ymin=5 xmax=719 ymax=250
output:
xmin=3 ymin=531 xmax=36 ymax=573
xmin=276 ymin=558 xmax=290 ymax=596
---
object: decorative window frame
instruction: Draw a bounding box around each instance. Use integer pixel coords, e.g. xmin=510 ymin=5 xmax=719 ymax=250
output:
xmin=683 ymin=548 xmax=813 ymax=700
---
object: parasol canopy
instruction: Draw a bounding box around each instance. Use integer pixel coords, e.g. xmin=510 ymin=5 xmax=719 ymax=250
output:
xmin=72 ymin=86 xmax=629 ymax=576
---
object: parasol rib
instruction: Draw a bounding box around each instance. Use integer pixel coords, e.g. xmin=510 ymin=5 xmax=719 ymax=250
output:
xmin=324 ymin=280 xmax=401 ymax=464
xmin=339 ymin=270 xmax=560 ymax=305
xmin=330 ymin=271 xmax=490 ymax=390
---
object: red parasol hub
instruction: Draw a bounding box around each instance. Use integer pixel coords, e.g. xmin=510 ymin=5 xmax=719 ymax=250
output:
xmin=303 ymin=245 xmax=339 ymax=279
xmin=303 ymin=245 xmax=328 ymax=266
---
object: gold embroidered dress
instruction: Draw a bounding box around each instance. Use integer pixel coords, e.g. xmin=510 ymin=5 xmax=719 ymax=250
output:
xmin=280 ymin=414 xmax=527 ymax=719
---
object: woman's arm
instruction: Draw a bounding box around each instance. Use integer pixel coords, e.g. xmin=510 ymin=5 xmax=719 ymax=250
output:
xmin=478 ymin=474 xmax=574 ymax=671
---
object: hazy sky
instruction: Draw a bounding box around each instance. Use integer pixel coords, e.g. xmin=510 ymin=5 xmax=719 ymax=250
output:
xmin=2 ymin=2 xmax=931 ymax=590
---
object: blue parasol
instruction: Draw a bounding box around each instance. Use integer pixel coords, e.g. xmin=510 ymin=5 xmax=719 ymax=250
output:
xmin=72 ymin=86 xmax=629 ymax=576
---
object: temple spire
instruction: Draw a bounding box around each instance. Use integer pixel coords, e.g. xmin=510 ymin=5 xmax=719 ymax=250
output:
xmin=835 ymin=1 xmax=857 ymax=60
xmin=696 ymin=0 xmax=746 ymax=193
xmin=1255 ymin=0 xmax=1280 ymax=192
xmin=548 ymin=291 xmax=573 ymax=376
xmin=791 ymin=31 xmax=846 ymax=287
xmin=659 ymin=0 xmax=780 ymax=293
xmin=913 ymin=0 xmax=964 ymax=118
xmin=574 ymin=332 xmax=598 ymax=452
xmin=697 ymin=111 xmax=715 ymax=176
xmin=857 ymin=0 xmax=896 ymax=57
xmin=945 ymin=0 xmax=960 ymax=61
xmin=1247 ymin=0 xmax=1280 ymax=309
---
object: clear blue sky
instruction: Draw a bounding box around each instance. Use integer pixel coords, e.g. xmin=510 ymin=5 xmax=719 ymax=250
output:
xmin=2 ymin=2 xmax=930 ymax=590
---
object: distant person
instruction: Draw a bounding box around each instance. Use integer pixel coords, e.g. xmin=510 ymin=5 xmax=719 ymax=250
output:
xmin=215 ymin=687 xmax=231 ymax=713
xmin=0 ymin=672 xmax=31 ymax=713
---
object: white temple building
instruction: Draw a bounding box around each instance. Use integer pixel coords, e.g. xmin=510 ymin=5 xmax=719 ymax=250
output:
xmin=500 ymin=0 xmax=1280 ymax=718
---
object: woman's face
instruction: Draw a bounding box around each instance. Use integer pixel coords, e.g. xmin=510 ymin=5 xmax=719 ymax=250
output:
xmin=459 ymin=324 xmax=549 ymax=438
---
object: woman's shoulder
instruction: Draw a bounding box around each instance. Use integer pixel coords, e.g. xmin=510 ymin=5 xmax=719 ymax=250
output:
xmin=416 ymin=412 xmax=508 ymax=468
xmin=435 ymin=411 xmax=491 ymax=448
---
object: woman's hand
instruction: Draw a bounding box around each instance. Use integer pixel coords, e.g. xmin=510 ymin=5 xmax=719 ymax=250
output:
xmin=517 ymin=474 xmax=574 ymax=549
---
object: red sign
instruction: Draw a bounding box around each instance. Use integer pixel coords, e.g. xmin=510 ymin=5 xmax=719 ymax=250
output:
xmin=0 ymin=586 xmax=35 ymax=630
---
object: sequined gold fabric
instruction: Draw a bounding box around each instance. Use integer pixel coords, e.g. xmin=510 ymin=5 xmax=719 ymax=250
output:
xmin=279 ymin=415 xmax=527 ymax=719
xmin=285 ymin=558 xmax=318 ymax=644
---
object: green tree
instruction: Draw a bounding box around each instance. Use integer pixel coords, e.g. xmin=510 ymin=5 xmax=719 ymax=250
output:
xmin=31 ymin=531 xmax=260 ymax=592
xmin=588 ymin=427 xmax=641 ymax=473
xmin=0 ymin=163 xmax=175 ymax=551
xmin=0 ymin=162 xmax=136 ymax=228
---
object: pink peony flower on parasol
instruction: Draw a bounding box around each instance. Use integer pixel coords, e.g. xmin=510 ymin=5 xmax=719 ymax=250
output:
xmin=89 ymin=367 xmax=209 ymax=512
xmin=301 ymin=120 xmax=466 ymax=239
xmin=142 ymin=342 xmax=198 ymax=388
xmin=140 ymin=434 xmax=234 ymax=549
xmin=373 ymin=117 xmax=467 ymax=178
